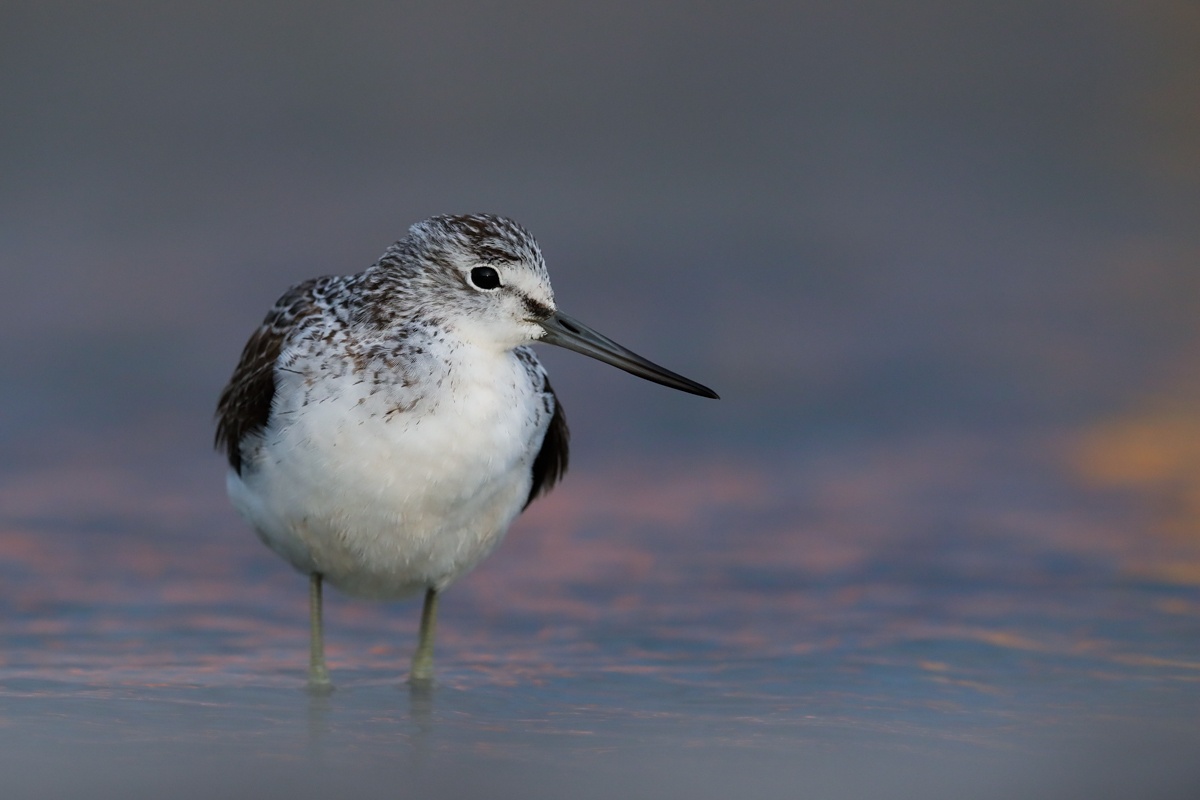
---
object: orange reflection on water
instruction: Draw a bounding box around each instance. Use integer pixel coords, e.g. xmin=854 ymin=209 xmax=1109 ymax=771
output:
xmin=2 ymin=434 xmax=1198 ymax=689
xmin=1074 ymin=398 xmax=1200 ymax=584
xmin=1076 ymin=411 xmax=1200 ymax=535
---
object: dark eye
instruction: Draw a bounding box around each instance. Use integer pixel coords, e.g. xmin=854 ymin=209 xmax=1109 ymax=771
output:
xmin=470 ymin=266 xmax=501 ymax=290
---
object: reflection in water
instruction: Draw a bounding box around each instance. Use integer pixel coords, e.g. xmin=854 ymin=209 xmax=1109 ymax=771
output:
xmin=1074 ymin=393 xmax=1200 ymax=586
xmin=2 ymin=438 xmax=1199 ymax=682
xmin=1076 ymin=404 xmax=1200 ymax=538
xmin=1 ymin=435 xmax=1200 ymax=796
xmin=305 ymin=690 xmax=333 ymax=769
xmin=0 ymin=449 xmax=1197 ymax=796
xmin=407 ymin=679 xmax=435 ymax=747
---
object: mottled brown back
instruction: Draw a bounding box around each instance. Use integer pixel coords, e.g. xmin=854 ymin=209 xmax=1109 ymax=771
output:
xmin=215 ymin=279 xmax=322 ymax=474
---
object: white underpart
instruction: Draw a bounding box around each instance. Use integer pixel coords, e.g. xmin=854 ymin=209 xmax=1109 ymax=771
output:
xmin=228 ymin=335 xmax=550 ymax=599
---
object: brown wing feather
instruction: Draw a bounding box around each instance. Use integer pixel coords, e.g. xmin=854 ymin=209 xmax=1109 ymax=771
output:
xmin=525 ymin=376 xmax=569 ymax=509
xmin=214 ymin=279 xmax=321 ymax=474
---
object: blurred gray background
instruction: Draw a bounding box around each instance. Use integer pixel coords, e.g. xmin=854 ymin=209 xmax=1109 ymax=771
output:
xmin=4 ymin=1 xmax=1198 ymax=466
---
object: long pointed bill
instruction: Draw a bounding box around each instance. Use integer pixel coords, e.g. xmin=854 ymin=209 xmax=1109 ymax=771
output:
xmin=538 ymin=310 xmax=719 ymax=399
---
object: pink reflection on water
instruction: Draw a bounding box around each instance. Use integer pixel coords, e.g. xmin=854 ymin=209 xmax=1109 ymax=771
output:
xmin=1 ymin=431 xmax=1198 ymax=688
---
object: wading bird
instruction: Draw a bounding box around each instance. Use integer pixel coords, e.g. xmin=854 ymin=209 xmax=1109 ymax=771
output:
xmin=215 ymin=214 xmax=717 ymax=690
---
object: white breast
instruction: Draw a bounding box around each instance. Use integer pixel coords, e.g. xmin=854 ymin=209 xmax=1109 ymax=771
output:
xmin=227 ymin=337 xmax=550 ymax=599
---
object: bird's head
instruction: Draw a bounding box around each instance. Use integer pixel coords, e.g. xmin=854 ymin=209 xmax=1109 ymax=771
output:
xmin=390 ymin=213 xmax=718 ymax=399
xmin=399 ymin=213 xmax=557 ymax=351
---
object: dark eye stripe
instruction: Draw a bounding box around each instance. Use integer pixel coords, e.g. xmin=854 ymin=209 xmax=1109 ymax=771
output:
xmin=523 ymin=297 xmax=553 ymax=320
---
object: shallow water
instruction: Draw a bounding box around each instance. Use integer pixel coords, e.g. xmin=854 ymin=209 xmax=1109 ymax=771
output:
xmin=3 ymin=434 xmax=1199 ymax=798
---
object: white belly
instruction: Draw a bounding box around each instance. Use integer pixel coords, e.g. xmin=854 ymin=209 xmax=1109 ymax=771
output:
xmin=227 ymin=344 xmax=547 ymax=599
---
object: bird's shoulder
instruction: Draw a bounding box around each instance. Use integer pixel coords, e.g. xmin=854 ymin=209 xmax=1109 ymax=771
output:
xmin=515 ymin=346 xmax=570 ymax=509
xmin=214 ymin=276 xmax=338 ymax=474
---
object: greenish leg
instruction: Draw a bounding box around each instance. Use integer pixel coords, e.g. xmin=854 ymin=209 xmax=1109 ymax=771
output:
xmin=308 ymin=573 xmax=333 ymax=693
xmin=409 ymin=587 xmax=439 ymax=684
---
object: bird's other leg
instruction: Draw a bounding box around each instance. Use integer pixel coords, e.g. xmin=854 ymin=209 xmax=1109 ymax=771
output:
xmin=308 ymin=573 xmax=333 ymax=693
xmin=409 ymin=587 xmax=439 ymax=684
